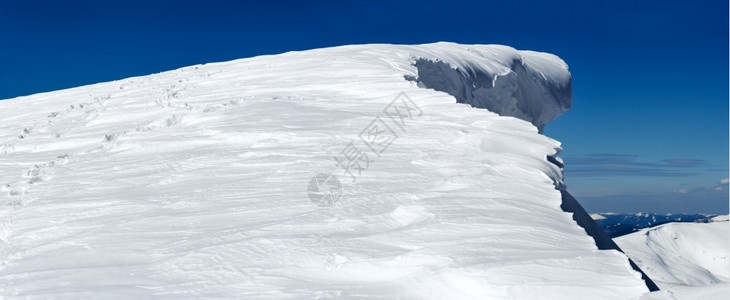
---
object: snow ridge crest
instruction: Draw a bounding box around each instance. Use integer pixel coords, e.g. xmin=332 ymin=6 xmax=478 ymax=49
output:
xmin=407 ymin=43 xmax=572 ymax=132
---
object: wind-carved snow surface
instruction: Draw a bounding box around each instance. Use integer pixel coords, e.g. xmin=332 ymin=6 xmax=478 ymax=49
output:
xmin=0 ymin=43 xmax=652 ymax=299
xmin=406 ymin=45 xmax=571 ymax=133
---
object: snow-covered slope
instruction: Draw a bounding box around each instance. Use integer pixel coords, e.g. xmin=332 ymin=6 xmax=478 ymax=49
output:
xmin=616 ymin=218 xmax=729 ymax=299
xmin=1 ymin=43 xmax=651 ymax=299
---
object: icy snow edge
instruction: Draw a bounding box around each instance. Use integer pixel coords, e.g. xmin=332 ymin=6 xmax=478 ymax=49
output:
xmin=406 ymin=42 xmax=572 ymax=132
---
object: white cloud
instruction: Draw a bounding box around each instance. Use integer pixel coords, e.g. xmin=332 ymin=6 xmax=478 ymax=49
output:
xmin=668 ymin=179 xmax=728 ymax=195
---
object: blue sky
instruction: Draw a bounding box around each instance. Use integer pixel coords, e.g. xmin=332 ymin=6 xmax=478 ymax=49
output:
xmin=1 ymin=0 xmax=727 ymax=213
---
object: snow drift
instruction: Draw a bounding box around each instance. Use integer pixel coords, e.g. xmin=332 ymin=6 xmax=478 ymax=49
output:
xmin=0 ymin=43 xmax=653 ymax=299
xmin=406 ymin=46 xmax=571 ymax=133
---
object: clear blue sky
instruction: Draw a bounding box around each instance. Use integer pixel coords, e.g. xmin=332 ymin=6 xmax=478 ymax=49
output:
xmin=1 ymin=0 xmax=727 ymax=213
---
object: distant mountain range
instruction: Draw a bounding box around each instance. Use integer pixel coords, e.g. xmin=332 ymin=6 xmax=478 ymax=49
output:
xmin=591 ymin=213 xmax=721 ymax=238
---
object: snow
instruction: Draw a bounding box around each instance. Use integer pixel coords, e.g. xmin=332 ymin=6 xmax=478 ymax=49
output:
xmin=710 ymin=215 xmax=729 ymax=222
xmin=616 ymin=218 xmax=730 ymax=299
xmin=0 ymin=43 xmax=650 ymax=298
xmin=406 ymin=44 xmax=571 ymax=133
xmin=591 ymin=213 xmax=607 ymax=220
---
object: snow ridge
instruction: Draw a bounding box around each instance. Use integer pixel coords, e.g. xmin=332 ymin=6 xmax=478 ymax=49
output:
xmin=0 ymin=43 xmax=651 ymax=299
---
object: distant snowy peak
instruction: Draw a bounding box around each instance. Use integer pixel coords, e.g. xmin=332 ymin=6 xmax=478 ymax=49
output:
xmin=709 ymin=215 xmax=729 ymax=222
xmin=590 ymin=213 xmax=607 ymax=220
xmin=405 ymin=42 xmax=572 ymax=132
